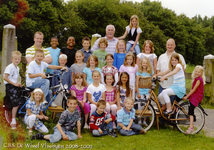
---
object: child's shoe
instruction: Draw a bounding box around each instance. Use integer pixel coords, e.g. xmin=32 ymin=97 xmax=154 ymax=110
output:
xmin=31 ymin=133 xmax=44 ymax=140
xmin=185 ymin=127 xmax=194 ymax=134
xmin=140 ymin=128 xmax=146 ymax=134
xmin=142 ymin=121 xmax=148 ymax=127
xmin=10 ymin=123 xmax=17 ymax=130
xmin=108 ymin=129 xmax=117 ymax=137
xmin=84 ymin=124 xmax=89 ymax=129
xmin=51 ymin=102 xmax=57 ymax=107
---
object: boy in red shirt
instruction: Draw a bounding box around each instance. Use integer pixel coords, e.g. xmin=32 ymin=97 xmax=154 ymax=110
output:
xmin=89 ymin=100 xmax=117 ymax=137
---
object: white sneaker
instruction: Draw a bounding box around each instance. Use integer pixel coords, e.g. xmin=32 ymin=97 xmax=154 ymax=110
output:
xmin=143 ymin=121 xmax=148 ymax=126
xmin=51 ymin=102 xmax=57 ymax=107
xmin=84 ymin=124 xmax=89 ymax=129
xmin=43 ymin=100 xmax=48 ymax=104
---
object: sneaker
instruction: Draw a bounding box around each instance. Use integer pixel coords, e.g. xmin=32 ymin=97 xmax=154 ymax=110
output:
xmin=142 ymin=121 xmax=148 ymax=126
xmin=31 ymin=133 xmax=44 ymax=140
xmin=140 ymin=128 xmax=146 ymax=134
xmin=185 ymin=127 xmax=194 ymax=134
xmin=108 ymin=129 xmax=117 ymax=137
xmin=138 ymin=120 xmax=142 ymax=125
xmin=51 ymin=102 xmax=57 ymax=107
xmin=43 ymin=100 xmax=48 ymax=104
xmin=84 ymin=124 xmax=89 ymax=129
xmin=10 ymin=123 xmax=17 ymax=130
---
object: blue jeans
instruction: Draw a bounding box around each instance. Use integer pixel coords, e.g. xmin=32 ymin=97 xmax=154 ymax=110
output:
xmin=119 ymin=123 xmax=142 ymax=136
xmin=28 ymin=78 xmax=51 ymax=102
xmin=126 ymin=42 xmax=141 ymax=55
xmin=49 ymin=126 xmax=77 ymax=143
xmin=92 ymin=114 xmax=113 ymax=137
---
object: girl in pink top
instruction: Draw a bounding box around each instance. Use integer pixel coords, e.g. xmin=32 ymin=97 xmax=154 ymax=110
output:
xmin=70 ymin=73 xmax=90 ymax=129
xmin=183 ymin=65 xmax=205 ymax=134
xmin=104 ymin=73 xmax=117 ymax=128
xmin=119 ymin=52 xmax=138 ymax=98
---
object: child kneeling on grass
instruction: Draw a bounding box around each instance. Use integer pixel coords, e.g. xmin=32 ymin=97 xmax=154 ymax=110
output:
xmin=32 ymin=96 xmax=82 ymax=143
xmin=89 ymin=100 xmax=117 ymax=137
xmin=117 ymin=97 xmax=146 ymax=136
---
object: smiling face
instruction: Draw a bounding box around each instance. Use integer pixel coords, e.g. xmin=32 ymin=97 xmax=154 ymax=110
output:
xmin=166 ymin=39 xmax=176 ymax=52
xmin=144 ymin=43 xmax=151 ymax=54
xmin=100 ymin=43 xmax=107 ymax=51
xmin=97 ymin=104 xmax=106 ymax=115
xmin=75 ymin=77 xmax=83 ymax=85
xmin=105 ymin=75 xmax=114 ymax=86
xmin=141 ymin=59 xmax=148 ymax=69
xmin=34 ymin=91 xmax=43 ymax=102
xmin=171 ymin=57 xmax=179 ymax=67
xmin=89 ymin=57 xmax=97 ymax=67
xmin=194 ymin=68 xmax=203 ymax=78
xmin=75 ymin=53 xmax=84 ymax=63
xmin=126 ymin=56 xmax=133 ymax=66
xmin=125 ymin=99 xmax=134 ymax=111
xmin=67 ymin=37 xmax=75 ymax=49
xmin=67 ymin=99 xmax=78 ymax=112
xmin=11 ymin=55 xmax=21 ymax=66
xmin=34 ymin=52 xmax=44 ymax=64
xmin=34 ymin=33 xmax=43 ymax=47
xmin=106 ymin=25 xmax=115 ymax=39
xmin=131 ymin=18 xmax=138 ymax=27
xmin=92 ymin=72 xmax=101 ymax=83
xmin=106 ymin=55 xmax=114 ymax=65
xmin=118 ymin=41 xmax=126 ymax=53
xmin=59 ymin=58 xmax=67 ymax=67
xmin=121 ymin=74 xmax=128 ymax=85
xmin=50 ymin=38 xmax=59 ymax=48
xmin=82 ymin=40 xmax=90 ymax=50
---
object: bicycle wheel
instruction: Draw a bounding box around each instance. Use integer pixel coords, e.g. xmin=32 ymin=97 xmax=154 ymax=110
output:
xmin=175 ymin=102 xmax=205 ymax=134
xmin=135 ymin=104 xmax=155 ymax=131
xmin=77 ymin=101 xmax=85 ymax=130
xmin=62 ymin=96 xmax=67 ymax=110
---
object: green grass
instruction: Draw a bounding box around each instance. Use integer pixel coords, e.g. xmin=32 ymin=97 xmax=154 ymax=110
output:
xmin=185 ymin=64 xmax=195 ymax=73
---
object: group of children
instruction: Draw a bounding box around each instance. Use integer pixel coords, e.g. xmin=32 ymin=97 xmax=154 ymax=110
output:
xmin=3 ymin=14 xmax=206 ymax=143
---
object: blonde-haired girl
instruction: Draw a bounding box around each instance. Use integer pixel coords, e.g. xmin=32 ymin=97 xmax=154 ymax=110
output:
xmin=118 ymin=15 xmax=142 ymax=55
xmin=71 ymin=50 xmax=86 ymax=81
xmin=183 ymin=65 xmax=205 ymax=134
xmin=24 ymin=88 xmax=49 ymax=134
xmin=113 ymin=40 xmax=127 ymax=70
xmin=119 ymin=52 xmax=138 ymax=99
xmin=136 ymin=40 xmax=157 ymax=74
xmin=154 ymin=53 xmax=186 ymax=114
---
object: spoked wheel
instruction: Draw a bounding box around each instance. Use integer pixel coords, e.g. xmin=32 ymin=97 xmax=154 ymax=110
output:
xmin=175 ymin=102 xmax=205 ymax=134
xmin=135 ymin=104 xmax=155 ymax=131
xmin=77 ymin=101 xmax=85 ymax=130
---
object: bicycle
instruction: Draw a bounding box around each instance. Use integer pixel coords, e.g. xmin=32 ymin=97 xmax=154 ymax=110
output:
xmin=18 ymin=69 xmax=85 ymax=129
xmin=134 ymin=77 xmax=208 ymax=134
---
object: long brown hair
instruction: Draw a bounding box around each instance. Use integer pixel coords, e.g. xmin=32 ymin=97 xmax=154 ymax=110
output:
xmin=86 ymin=55 xmax=99 ymax=68
xmin=169 ymin=53 xmax=184 ymax=71
xmin=117 ymin=72 xmax=130 ymax=97
xmin=124 ymin=52 xmax=136 ymax=67
xmin=72 ymin=73 xmax=87 ymax=86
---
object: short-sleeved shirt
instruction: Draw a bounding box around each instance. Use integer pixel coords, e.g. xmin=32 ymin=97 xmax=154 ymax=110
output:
xmin=86 ymin=83 xmax=106 ymax=102
xmin=83 ymin=67 xmax=102 ymax=85
xmin=70 ymin=85 xmax=87 ymax=101
xmin=81 ymin=48 xmax=92 ymax=63
xmin=91 ymin=36 xmax=119 ymax=55
xmin=58 ymin=108 xmax=81 ymax=131
xmin=70 ymin=63 xmax=87 ymax=74
xmin=126 ymin=26 xmax=142 ymax=44
xmin=24 ymin=100 xmax=45 ymax=130
xmin=46 ymin=47 xmax=60 ymax=73
xmin=93 ymin=49 xmax=108 ymax=69
xmin=157 ymin=52 xmax=186 ymax=88
xmin=105 ymin=87 xmax=115 ymax=103
xmin=136 ymin=71 xmax=153 ymax=95
xmin=113 ymin=53 xmax=126 ymax=70
xmin=26 ymin=60 xmax=49 ymax=87
xmin=25 ymin=45 xmax=51 ymax=74
xmin=116 ymin=85 xmax=133 ymax=107
xmin=61 ymin=47 xmax=77 ymax=67
xmin=137 ymin=53 xmax=157 ymax=70
xmin=4 ymin=63 xmax=19 ymax=84
xmin=117 ymin=107 xmax=135 ymax=129
xmin=119 ymin=65 xmax=138 ymax=86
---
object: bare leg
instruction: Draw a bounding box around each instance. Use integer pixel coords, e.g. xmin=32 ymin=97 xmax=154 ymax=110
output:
xmin=189 ymin=116 xmax=194 ymax=128
xmin=166 ymin=103 xmax=172 ymax=111
xmin=44 ymin=135 xmax=50 ymax=140
xmin=162 ymin=104 xmax=166 ymax=111
xmin=12 ymin=106 xmax=19 ymax=119
xmin=85 ymin=113 xmax=89 ymax=124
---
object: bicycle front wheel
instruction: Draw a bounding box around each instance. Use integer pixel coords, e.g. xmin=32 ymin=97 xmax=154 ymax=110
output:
xmin=77 ymin=101 xmax=85 ymax=130
xmin=175 ymin=102 xmax=205 ymax=134
xmin=135 ymin=104 xmax=155 ymax=131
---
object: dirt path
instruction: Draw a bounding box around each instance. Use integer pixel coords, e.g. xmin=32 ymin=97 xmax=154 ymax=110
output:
xmin=203 ymin=109 xmax=214 ymax=137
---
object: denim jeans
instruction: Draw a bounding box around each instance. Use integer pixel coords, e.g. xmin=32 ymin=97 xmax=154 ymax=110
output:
xmin=28 ymin=78 xmax=51 ymax=102
xmin=126 ymin=42 xmax=141 ymax=55
xmin=119 ymin=123 xmax=142 ymax=136
xmin=49 ymin=126 xmax=77 ymax=143
xmin=92 ymin=114 xmax=113 ymax=137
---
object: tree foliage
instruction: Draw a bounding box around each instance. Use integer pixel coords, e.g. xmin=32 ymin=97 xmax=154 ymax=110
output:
xmin=0 ymin=0 xmax=213 ymax=65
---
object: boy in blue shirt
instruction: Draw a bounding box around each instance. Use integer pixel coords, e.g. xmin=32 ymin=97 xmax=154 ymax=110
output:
xmin=81 ymin=36 xmax=92 ymax=63
xmin=46 ymin=37 xmax=61 ymax=74
xmin=117 ymin=97 xmax=146 ymax=136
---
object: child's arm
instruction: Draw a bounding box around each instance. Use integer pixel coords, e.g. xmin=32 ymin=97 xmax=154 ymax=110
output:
xmin=83 ymin=73 xmax=89 ymax=86
xmin=129 ymin=89 xmax=133 ymax=97
xmin=154 ymin=69 xmax=170 ymax=79
xmin=117 ymin=30 xmax=128 ymax=40
xmin=71 ymin=89 xmax=76 ymax=97
xmin=104 ymin=113 xmax=115 ymax=124
xmin=28 ymin=73 xmax=46 ymax=79
xmin=130 ymin=33 xmax=141 ymax=52
xmin=183 ymin=80 xmax=201 ymax=100
xmin=43 ymin=56 xmax=52 ymax=64
xmin=153 ymin=57 xmax=157 ymax=74
xmin=56 ymin=123 xmax=69 ymax=140
xmin=88 ymin=93 xmax=97 ymax=105
xmin=102 ymin=92 xmax=105 ymax=101
xmin=3 ymin=74 xmax=21 ymax=87
xmin=136 ymin=57 xmax=140 ymax=66
xmin=77 ymin=120 xmax=82 ymax=138
xmin=72 ymin=72 xmax=75 ymax=81
xmin=116 ymin=90 xmax=121 ymax=110
xmin=160 ymin=67 xmax=180 ymax=82
xmin=83 ymin=91 xmax=87 ymax=103
xmin=136 ymin=76 xmax=141 ymax=98
xmin=48 ymin=65 xmax=68 ymax=71
xmin=39 ymin=111 xmax=49 ymax=120
xmin=126 ymin=119 xmax=134 ymax=130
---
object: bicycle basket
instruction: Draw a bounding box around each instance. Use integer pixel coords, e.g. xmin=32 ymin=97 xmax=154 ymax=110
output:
xmin=138 ymin=76 xmax=152 ymax=89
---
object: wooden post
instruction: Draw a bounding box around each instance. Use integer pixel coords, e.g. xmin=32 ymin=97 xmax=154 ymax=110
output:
xmin=203 ymin=58 xmax=214 ymax=104
xmin=0 ymin=24 xmax=16 ymax=95
xmin=91 ymin=33 xmax=101 ymax=48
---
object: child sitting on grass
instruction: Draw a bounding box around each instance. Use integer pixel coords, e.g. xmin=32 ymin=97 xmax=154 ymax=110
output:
xmin=89 ymin=100 xmax=117 ymax=137
xmin=117 ymin=97 xmax=146 ymax=136
xmin=32 ymin=96 xmax=82 ymax=142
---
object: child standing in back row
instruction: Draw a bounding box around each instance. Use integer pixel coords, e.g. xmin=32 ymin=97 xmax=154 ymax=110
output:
xmin=118 ymin=15 xmax=142 ymax=55
xmin=81 ymin=36 xmax=92 ymax=63
xmin=113 ymin=40 xmax=127 ymax=70
xmin=183 ymin=66 xmax=205 ymax=134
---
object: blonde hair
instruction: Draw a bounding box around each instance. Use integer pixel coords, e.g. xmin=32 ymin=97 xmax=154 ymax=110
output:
xmin=35 ymin=49 xmax=44 ymax=56
xmin=74 ymin=50 xmax=85 ymax=63
xmin=129 ymin=15 xmax=139 ymax=29
xmin=30 ymin=88 xmax=45 ymax=103
xmin=98 ymin=38 xmax=108 ymax=48
xmin=92 ymin=70 xmax=101 ymax=77
xmin=138 ymin=57 xmax=153 ymax=74
xmin=192 ymin=65 xmax=206 ymax=85
xmin=59 ymin=54 xmax=67 ymax=59
xmin=97 ymin=100 xmax=106 ymax=107
xmin=86 ymin=55 xmax=99 ymax=68
xmin=169 ymin=53 xmax=184 ymax=71
xmin=12 ymin=51 xmax=22 ymax=58
xmin=72 ymin=73 xmax=87 ymax=86
xmin=124 ymin=52 xmax=136 ymax=67
xmin=116 ymin=40 xmax=127 ymax=53
xmin=142 ymin=40 xmax=155 ymax=53
xmin=125 ymin=97 xmax=134 ymax=103
xmin=34 ymin=31 xmax=44 ymax=38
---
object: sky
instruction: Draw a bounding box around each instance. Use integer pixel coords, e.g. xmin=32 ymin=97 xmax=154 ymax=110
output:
xmin=64 ymin=0 xmax=214 ymax=18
